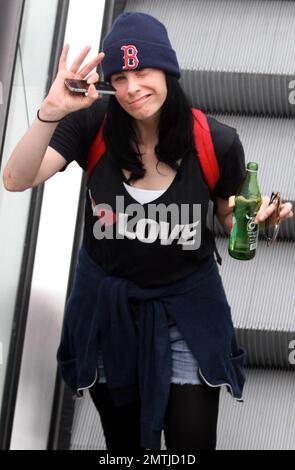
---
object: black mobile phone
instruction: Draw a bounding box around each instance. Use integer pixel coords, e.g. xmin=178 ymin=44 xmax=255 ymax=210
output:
xmin=64 ymin=79 xmax=116 ymax=95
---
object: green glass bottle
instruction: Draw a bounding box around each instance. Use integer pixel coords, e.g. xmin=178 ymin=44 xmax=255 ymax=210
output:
xmin=228 ymin=162 xmax=262 ymax=260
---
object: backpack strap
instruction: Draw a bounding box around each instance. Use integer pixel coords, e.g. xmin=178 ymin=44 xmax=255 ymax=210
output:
xmin=192 ymin=108 xmax=219 ymax=191
xmin=192 ymin=108 xmax=222 ymax=265
xmin=87 ymin=114 xmax=107 ymax=179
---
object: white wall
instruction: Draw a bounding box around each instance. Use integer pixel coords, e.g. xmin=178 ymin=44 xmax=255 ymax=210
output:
xmin=9 ymin=0 xmax=105 ymax=450
xmin=0 ymin=0 xmax=59 ymax=422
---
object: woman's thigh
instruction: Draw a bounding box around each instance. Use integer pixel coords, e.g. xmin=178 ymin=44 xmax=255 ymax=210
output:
xmin=163 ymin=383 xmax=220 ymax=450
xmin=89 ymin=382 xmax=144 ymax=450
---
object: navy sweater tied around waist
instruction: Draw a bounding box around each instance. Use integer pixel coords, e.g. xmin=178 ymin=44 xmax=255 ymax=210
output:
xmin=57 ymin=243 xmax=246 ymax=449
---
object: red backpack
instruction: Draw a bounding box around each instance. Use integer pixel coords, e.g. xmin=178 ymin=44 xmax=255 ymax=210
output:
xmin=86 ymin=108 xmax=222 ymax=264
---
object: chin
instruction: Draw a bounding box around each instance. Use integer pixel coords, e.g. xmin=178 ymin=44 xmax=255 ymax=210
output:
xmin=132 ymin=107 xmax=161 ymax=122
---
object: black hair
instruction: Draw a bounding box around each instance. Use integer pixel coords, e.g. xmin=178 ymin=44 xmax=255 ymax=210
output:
xmin=103 ymin=74 xmax=194 ymax=184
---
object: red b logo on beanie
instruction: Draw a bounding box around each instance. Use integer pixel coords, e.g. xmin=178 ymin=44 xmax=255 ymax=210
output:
xmin=121 ymin=45 xmax=139 ymax=70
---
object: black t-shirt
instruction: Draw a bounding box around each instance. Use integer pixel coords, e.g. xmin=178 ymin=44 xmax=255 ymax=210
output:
xmin=49 ymin=98 xmax=245 ymax=287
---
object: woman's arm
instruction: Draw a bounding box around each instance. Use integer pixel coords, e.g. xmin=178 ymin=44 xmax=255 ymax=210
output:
xmin=3 ymin=112 xmax=66 ymax=191
xmin=215 ymin=196 xmax=233 ymax=233
xmin=215 ymin=195 xmax=293 ymax=234
xmin=3 ymin=44 xmax=104 ymax=192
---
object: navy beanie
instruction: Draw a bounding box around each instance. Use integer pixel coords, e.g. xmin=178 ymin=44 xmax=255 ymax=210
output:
xmin=102 ymin=12 xmax=180 ymax=82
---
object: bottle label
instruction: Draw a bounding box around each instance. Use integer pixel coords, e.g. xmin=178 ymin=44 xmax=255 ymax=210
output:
xmin=246 ymin=215 xmax=258 ymax=250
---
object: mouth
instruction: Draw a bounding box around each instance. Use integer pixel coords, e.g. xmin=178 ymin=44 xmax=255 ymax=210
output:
xmin=129 ymin=94 xmax=152 ymax=105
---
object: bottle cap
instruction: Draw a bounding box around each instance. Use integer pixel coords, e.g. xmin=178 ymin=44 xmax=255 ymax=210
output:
xmin=247 ymin=162 xmax=258 ymax=172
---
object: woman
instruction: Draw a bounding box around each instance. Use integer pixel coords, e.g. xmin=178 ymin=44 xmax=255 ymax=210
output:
xmin=3 ymin=12 xmax=293 ymax=451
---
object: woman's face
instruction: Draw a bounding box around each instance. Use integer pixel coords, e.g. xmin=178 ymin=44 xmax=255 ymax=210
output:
xmin=111 ymin=68 xmax=167 ymax=123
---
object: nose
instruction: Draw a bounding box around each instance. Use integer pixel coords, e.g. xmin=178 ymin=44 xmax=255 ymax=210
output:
xmin=126 ymin=74 xmax=140 ymax=95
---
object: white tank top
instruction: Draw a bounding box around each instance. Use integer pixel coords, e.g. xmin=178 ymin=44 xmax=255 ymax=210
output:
xmin=123 ymin=182 xmax=167 ymax=204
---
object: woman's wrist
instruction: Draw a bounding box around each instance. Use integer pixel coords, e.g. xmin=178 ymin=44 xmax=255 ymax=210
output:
xmin=216 ymin=212 xmax=232 ymax=234
xmin=38 ymin=100 xmax=66 ymax=122
xmin=37 ymin=109 xmax=63 ymax=123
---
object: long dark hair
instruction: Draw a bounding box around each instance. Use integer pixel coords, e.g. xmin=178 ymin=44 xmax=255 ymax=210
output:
xmin=103 ymin=74 xmax=194 ymax=184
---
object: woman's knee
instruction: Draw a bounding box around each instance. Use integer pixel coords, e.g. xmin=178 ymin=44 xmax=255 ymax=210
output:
xmin=164 ymin=383 xmax=220 ymax=450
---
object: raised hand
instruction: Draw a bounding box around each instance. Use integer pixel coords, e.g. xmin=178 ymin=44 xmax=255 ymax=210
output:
xmin=39 ymin=44 xmax=105 ymax=120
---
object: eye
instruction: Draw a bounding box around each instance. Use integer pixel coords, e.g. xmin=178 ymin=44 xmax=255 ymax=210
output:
xmin=113 ymin=75 xmax=125 ymax=82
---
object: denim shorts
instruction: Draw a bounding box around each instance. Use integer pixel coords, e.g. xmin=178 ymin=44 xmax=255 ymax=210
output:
xmin=97 ymin=314 xmax=202 ymax=386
